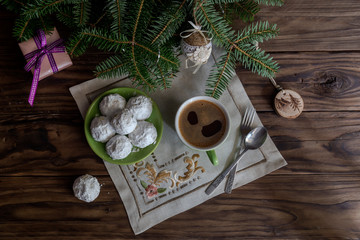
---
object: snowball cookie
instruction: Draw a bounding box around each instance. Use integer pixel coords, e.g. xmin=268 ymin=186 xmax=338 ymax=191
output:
xmin=106 ymin=135 xmax=133 ymax=160
xmin=129 ymin=121 xmax=157 ymax=148
xmin=73 ymin=174 xmax=101 ymax=203
xmin=99 ymin=93 xmax=126 ymax=117
xmin=126 ymin=95 xmax=153 ymax=120
xmin=111 ymin=108 xmax=137 ymax=135
xmin=90 ymin=116 xmax=116 ymax=143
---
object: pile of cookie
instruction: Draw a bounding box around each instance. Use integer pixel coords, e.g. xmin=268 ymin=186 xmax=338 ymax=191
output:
xmin=90 ymin=93 xmax=157 ymax=160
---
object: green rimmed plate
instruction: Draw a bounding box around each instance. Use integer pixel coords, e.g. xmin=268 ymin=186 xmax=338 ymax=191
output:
xmin=84 ymin=88 xmax=163 ymax=165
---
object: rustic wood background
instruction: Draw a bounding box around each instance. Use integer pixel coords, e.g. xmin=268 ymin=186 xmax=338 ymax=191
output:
xmin=1 ymin=0 xmax=360 ymax=239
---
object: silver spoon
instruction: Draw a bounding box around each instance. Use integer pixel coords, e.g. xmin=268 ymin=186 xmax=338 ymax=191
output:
xmin=205 ymin=126 xmax=268 ymax=195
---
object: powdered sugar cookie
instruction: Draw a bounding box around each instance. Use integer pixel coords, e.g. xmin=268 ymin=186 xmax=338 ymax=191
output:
xmin=106 ymin=135 xmax=133 ymax=159
xmin=90 ymin=116 xmax=116 ymax=143
xmin=99 ymin=93 xmax=126 ymax=117
xmin=126 ymin=95 xmax=152 ymax=120
xmin=111 ymin=108 xmax=137 ymax=135
xmin=129 ymin=121 xmax=157 ymax=148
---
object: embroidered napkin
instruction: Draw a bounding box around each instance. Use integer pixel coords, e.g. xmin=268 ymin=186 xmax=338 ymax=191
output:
xmin=70 ymin=47 xmax=287 ymax=234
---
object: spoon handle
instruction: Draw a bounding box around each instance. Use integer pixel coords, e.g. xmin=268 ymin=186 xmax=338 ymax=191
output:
xmin=225 ymin=166 xmax=236 ymax=194
xmin=205 ymin=148 xmax=248 ymax=195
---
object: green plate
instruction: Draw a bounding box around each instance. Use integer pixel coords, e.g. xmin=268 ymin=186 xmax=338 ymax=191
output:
xmin=84 ymin=87 xmax=163 ymax=165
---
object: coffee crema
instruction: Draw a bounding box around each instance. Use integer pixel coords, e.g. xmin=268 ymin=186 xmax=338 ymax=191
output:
xmin=178 ymin=100 xmax=226 ymax=148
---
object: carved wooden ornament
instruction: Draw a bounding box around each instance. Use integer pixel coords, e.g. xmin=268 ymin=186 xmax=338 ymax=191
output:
xmin=274 ymin=89 xmax=304 ymax=119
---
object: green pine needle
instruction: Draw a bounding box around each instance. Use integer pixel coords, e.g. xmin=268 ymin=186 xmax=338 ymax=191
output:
xmin=227 ymin=0 xmax=260 ymax=22
xmin=106 ymin=0 xmax=127 ymax=38
xmin=205 ymin=51 xmax=236 ymax=99
xmin=147 ymin=0 xmax=187 ymax=45
xmin=254 ymin=0 xmax=284 ymax=7
xmin=236 ymin=21 xmax=279 ymax=44
xmin=73 ymin=0 xmax=91 ymax=26
xmin=233 ymin=43 xmax=279 ymax=77
xmin=3 ymin=0 xmax=283 ymax=98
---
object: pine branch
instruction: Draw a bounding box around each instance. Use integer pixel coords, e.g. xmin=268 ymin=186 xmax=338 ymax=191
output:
xmin=21 ymin=0 xmax=81 ymax=19
xmin=106 ymin=0 xmax=126 ymax=38
xmin=0 ymin=0 xmax=26 ymax=13
xmin=22 ymin=0 xmax=65 ymax=19
xmin=148 ymin=0 xmax=187 ymax=45
xmin=235 ymin=21 xmax=278 ymax=44
xmin=229 ymin=0 xmax=260 ymax=22
xmin=233 ymin=43 xmax=279 ymax=77
xmin=66 ymin=32 xmax=87 ymax=57
xmin=127 ymin=0 xmax=154 ymax=42
xmin=195 ymin=1 xmax=235 ymax=48
xmin=95 ymin=55 xmax=131 ymax=78
xmin=13 ymin=15 xmax=54 ymax=41
xmin=254 ymin=0 xmax=284 ymax=6
xmin=130 ymin=46 xmax=156 ymax=90
xmin=196 ymin=0 xmax=278 ymax=96
xmin=91 ymin=12 xmax=107 ymax=27
xmin=73 ymin=0 xmax=91 ymax=26
xmin=156 ymin=63 xmax=172 ymax=90
xmin=205 ymin=51 xmax=236 ymax=99
xmin=13 ymin=16 xmax=31 ymax=40
xmin=57 ymin=6 xmax=78 ymax=28
xmin=2 ymin=0 xmax=283 ymax=99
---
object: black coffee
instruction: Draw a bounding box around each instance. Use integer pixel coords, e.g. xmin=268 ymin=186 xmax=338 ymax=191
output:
xmin=178 ymin=100 xmax=226 ymax=148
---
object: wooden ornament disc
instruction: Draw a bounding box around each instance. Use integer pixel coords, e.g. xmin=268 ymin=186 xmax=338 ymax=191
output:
xmin=274 ymin=89 xmax=304 ymax=119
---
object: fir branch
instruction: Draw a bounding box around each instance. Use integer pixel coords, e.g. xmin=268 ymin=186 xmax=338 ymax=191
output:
xmin=91 ymin=12 xmax=106 ymax=27
xmin=195 ymin=2 xmax=235 ymax=47
xmin=231 ymin=0 xmax=260 ymax=22
xmin=232 ymin=43 xmax=278 ymax=77
xmin=205 ymin=51 xmax=236 ymax=99
xmin=157 ymin=63 xmax=168 ymax=89
xmin=149 ymin=0 xmax=187 ymax=45
xmin=74 ymin=0 xmax=91 ymax=26
xmin=67 ymin=33 xmax=86 ymax=56
xmin=254 ymin=0 xmax=284 ymax=6
xmin=95 ymin=55 xmax=131 ymax=78
xmin=0 ymin=0 xmax=26 ymax=12
xmin=106 ymin=0 xmax=126 ymax=38
xmin=131 ymin=45 xmax=155 ymax=89
xmin=13 ymin=15 xmax=53 ymax=41
xmin=126 ymin=0 xmax=154 ymax=42
xmin=57 ymin=7 xmax=78 ymax=28
xmin=132 ymin=0 xmax=144 ymax=42
xmin=14 ymin=17 xmax=30 ymax=40
xmin=235 ymin=21 xmax=278 ymax=44
xmin=21 ymin=0 xmax=68 ymax=19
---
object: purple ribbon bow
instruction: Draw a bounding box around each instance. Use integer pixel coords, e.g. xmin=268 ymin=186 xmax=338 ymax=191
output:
xmin=24 ymin=29 xmax=65 ymax=106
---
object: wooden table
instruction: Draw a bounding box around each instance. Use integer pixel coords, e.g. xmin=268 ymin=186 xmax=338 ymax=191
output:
xmin=1 ymin=1 xmax=360 ymax=239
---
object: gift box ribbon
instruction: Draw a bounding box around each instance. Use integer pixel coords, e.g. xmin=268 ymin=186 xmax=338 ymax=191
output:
xmin=24 ymin=29 xmax=66 ymax=106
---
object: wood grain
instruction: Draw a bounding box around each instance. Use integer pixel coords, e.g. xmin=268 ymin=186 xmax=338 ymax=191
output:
xmin=236 ymin=52 xmax=360 ymax=111
xmin=1 ymin=112 xmax=359 ymax=177
xmin=1 ymin=0 xmax=360 ymax=239
xmin=232 ymin=0 xmax=360 ymax=52
xmin=0 ymin=175 xmax=359 ymax=239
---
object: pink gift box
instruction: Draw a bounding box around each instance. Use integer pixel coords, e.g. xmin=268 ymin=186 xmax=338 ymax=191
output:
xmin=18 ymin=28 xmax=72 ymax=80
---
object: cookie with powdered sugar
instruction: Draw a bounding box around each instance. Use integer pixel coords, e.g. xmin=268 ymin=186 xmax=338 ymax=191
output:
xmin=99 ymin=93 xmax=126 ymax=117
xmin=111 ymin=108 xmax=137 ymax=135
xmin=90 ymin=116 xmax=116 ymax=143
xmin=106 ymin=135 xmax=133 ymax=160
xmin=126 ymin=95 xmax=152 ymax=120
xmin=73 ymin=174 xmax=100 ymax=203
xmin=128 ymin=121 xmax=157 ymax=148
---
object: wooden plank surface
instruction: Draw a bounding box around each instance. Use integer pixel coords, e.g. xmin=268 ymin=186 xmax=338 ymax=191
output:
xmin=233 ymin=0 xmax=360 ymax=52
xmin=1 ymin=0 xmax=360 ymax=239
xmin=1 ymin=175 xmax=359 ymax=239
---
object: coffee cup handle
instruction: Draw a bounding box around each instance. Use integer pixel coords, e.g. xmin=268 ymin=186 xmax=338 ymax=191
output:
xmin=206 ymin=150 xmax=218 ymax=166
